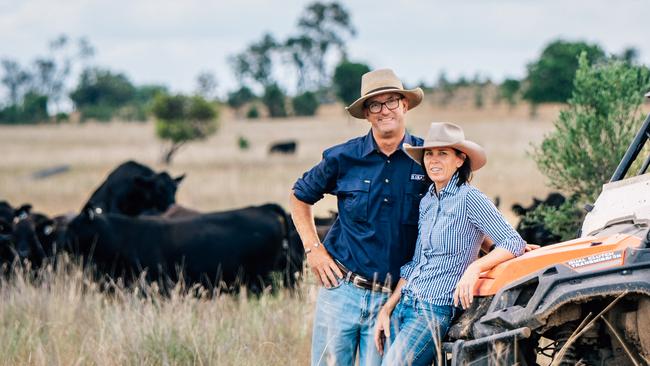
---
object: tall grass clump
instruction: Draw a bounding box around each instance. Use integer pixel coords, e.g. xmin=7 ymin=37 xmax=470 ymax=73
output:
xmin=0 ymin=256 xmax=313 ymax=365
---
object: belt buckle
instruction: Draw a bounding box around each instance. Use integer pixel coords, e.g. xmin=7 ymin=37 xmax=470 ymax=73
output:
xmin=352 ymin=275 xmax=390 ymax=293
xmin=351 ymin=275 xmax=367 ymax=290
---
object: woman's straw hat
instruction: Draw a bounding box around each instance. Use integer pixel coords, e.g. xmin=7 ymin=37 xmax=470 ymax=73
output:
xmin=403 ymin=122 xmax=486 ymax=171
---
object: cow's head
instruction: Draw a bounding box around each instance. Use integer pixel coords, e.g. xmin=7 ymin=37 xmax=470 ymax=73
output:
xmin=31 ymin=213 xmax=68 ymax=256
xmin=0 ymin=218 xmax=11 ymax=236
xmin=9 ymin=205 xmax=48 ymax=265
xmin=131 ymin=172 xmax=185 ymax=214
xmin=0 ymin=200 xmax=15 ymax=224
xmin=66 ymin=204 xmax=107 ymax=255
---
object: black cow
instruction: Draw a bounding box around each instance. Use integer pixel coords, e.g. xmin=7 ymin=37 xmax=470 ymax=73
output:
xmin=0 ymin=201 xmax=15 ymax=224
xmin=269 ymin=141 xmax=297 ymax=154
xmin=85 ymin=160 xmax=185 ymax=216
xmin=65 ymin=203 xmax=303 ymax=293
xmin=0 ymin=201 xmax=15 ymax=251
xmin=512 ymin=192 xmax=566 ymax=246
xmin=0 ymin=201 xmax=15 ymax=264
xmin=0 ymin=203 xmax=70 ymax=267
xmin=161 ymin=204 xmax=202 ymax=219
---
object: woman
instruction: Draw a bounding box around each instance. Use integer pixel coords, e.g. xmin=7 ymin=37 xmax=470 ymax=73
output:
xmin=373 ymin=122 xmax=526 ymax=366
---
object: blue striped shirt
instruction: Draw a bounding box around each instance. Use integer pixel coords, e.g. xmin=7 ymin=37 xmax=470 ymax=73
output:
xmin=400 ymin=173 xmax=525 ymax=306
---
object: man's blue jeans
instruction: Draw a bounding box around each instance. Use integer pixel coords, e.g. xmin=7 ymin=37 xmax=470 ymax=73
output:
xmin=311 ymin=280 xmax=390 ymax=366
xmin=382 ymin=294 xmax=455 ymax=366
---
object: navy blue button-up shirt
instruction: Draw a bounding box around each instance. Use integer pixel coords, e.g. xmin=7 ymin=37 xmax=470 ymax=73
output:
xmin=293 ymin=129 xmax=427 ymax=284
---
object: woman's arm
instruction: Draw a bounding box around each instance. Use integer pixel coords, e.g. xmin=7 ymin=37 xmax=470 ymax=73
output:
xmin=466 ymin=188 xmax=526 ymax=257
xmin=374 ymin=278 xmax=407 ymax=355
xmin=453 ymin=247 xmax=515 ymax=309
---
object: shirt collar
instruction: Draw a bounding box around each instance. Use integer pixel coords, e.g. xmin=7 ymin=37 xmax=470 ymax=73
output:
xmin=430 ymin=172 xmax=461 ymax=196
xmin=362 ymin=129 xmax=413 ymax=157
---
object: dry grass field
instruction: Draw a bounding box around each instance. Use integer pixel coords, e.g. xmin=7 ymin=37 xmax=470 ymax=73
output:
xmin=0 ymin=96 xmax=563 ymax=365
xmin=0 ymin=96 xmax=561 ymax=223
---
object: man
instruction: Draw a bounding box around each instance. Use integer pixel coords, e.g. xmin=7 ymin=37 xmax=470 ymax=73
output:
xmin=290 ymin=68 xmax=428 ymax=366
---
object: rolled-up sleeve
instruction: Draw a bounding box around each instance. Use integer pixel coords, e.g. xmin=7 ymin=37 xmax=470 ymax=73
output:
xmin=292 ymin=153 xmax=338 ymax=205
xmin=466 ymin=189 xmax=525 ymax=257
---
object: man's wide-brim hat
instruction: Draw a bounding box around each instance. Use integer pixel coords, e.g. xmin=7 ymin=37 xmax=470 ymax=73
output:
xmin=346 ymin=68 xmax=423 ymax=119
xmin=403 ymin=122 xmax=487 ymax=171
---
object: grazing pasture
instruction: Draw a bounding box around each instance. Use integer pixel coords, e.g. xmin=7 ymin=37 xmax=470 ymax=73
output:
xmin=0 ymin=99 xmax=560 ymax=365
xmin=0 ymin=99 xmax=559 ymax=222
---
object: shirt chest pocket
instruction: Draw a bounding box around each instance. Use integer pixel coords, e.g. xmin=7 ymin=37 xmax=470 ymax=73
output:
xmin=402 ymin=185 xmax=425 ymax=225
xmin=338 ymin=180 xmax=370 ymax=222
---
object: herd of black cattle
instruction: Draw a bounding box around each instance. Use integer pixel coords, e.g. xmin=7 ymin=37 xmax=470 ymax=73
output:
xmin=0 ymin=160 xmax=564 ymax=294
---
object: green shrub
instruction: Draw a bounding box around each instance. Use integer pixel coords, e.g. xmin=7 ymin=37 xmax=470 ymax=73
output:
xmin=499 ymin=78 xmax=521 ymax=107
xmin=292 ymin=91 xmax=319 ymax=116
xmin=238 ymin=135 xmax=250 ymax=150
xmin=530 ymin=53 xmax=650 ymax=238
xmin=333 ymin=61 xmax=370 ymax=106
xmin=55 ymin=112 xmax=69 ymax=122
xmin=0 ymin=92 xmax=49 ymax=124
xmin=152 ymin=94 xmax=219 ymax=164
xmin=79 ymin=104 xmax=114 ymax=122
xmin=523 ymin=40 xmax=605 ymax=104
xmin=70 ymin=67 xmax=136 ymax=121
xmin=246 ymin=105 xmax=259 ymax=119
xmin=227 ymin=86 xmax=256 ymax=110
xmin=262 ymin=84 xmax=287 ymax=118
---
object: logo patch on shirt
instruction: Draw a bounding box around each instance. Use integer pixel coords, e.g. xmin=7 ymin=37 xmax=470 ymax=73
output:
xmin=410 ymin=174 xmax=425 ymax=181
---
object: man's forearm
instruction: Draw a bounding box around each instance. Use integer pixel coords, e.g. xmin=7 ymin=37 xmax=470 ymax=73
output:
xmin=289 ymin=191 xmax=321 ymax=249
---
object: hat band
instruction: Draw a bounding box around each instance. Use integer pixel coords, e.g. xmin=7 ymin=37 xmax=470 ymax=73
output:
xmin=363 ymin=86 xmax=401 ymax=96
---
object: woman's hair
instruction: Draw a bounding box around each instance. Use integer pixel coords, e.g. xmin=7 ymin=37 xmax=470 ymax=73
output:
xmin=455 ymin=150 xmax=472 ymax=186
xmin=419 ymin=148 xmax=472 ymax=187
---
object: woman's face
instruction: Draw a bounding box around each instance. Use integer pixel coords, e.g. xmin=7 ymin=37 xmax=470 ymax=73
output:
xmin=423 ymin=147 xmax=465 ymax=190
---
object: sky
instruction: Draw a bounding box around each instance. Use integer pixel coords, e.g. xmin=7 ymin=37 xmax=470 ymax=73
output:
xmin=1 ymin=0 xmax=649 ymax=98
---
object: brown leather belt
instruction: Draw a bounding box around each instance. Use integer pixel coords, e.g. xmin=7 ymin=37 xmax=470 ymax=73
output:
xmin=335 ymin=261 xmax=393 ymax=294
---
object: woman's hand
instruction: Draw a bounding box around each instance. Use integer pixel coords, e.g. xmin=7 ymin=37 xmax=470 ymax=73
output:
xmin=373 ymin=278 xmax=407 ymax=355
xmin=453 ymin=264 xmax=481 ymax=309
xmin=524 ymin=243 xmax=540 ymax=252
xmin=374 ymin=304 xmax=394 ymax=355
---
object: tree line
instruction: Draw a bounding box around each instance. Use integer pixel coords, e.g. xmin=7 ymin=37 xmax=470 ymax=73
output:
xmin=2 ymin=2 xmax=646 ymax=125
xmin=1 ymin=1 xmax=649 ymax=167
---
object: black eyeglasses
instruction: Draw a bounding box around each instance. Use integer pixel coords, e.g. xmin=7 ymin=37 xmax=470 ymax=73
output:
xmin=366 ymin=97 xmax=403 ymax=114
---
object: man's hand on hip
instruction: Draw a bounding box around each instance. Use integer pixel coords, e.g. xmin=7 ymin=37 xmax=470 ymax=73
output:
xmin=307 ymin=245 xmax=344 ymax=288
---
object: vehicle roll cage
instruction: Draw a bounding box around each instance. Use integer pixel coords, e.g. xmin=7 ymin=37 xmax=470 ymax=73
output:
xmin=611 ymin=112 xmax=650 ymax=182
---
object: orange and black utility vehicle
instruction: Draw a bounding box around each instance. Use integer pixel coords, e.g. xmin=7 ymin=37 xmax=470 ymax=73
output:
xmin=443 ymin=101 xmax=650 ymax=365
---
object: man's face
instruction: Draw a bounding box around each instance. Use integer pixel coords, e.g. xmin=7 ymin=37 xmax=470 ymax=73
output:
xmin=364 ymin=92 xmax=409 ymax=137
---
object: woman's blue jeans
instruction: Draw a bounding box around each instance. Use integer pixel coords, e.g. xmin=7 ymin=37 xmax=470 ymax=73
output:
xmin=382 ymin=294 xmax=456 ymax=366
xmin=311 ymin=280 xmax=390 ymax=366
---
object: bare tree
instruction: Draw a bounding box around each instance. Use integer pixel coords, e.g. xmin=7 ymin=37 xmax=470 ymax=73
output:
xmin=195 ymin=71 xmax=218 ymax=100
xmin=296 ymin=2 xmax=356 ymax=89
xmin=1 ymin=59 xmax=32 ymax=105
xmin=283 ymin=35 xmax=315 ymax=92
xmin=228 ymin=33 xmax=279 ymax=90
